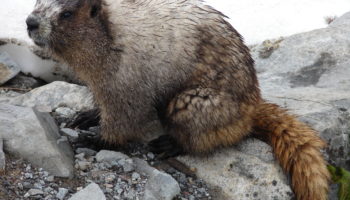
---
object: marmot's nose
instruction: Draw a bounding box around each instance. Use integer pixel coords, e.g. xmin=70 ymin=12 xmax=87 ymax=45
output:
xmin=26 ymin=16 xmax=39 ymax=31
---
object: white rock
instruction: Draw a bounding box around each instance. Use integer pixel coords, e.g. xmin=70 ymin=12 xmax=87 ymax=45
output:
xmin=76 ymin=161 xmax=92 ymax=171
xmin=133 ymin=158 xmax=180 ymax=200
xmin=68 ymin=182 xmax=106 ymax=200
xmin=178 ymin=139 xmax=292 ymax=200
xmin=251 ymin=11 xmax=350 ymax=168
xmin=143 ymin=169 xmax=181 ymax=200
xmin=96 ymin=150 xmax=129 ymax=163
xmin=0 ymin=103 xmax=74 ymax=177
xmin=56 ymin=188 xmax=69 ymax=200
xmin=61 ymin=128 xmax=79 ymax=139
xmin=24 ymin=189 xmax=44 ymax=197
xmin=9 ymin=81 xmax=94 ymax=111
xmin=55 ymin=107 xmax=76 ymax=118
xmin=118 ymin=158 xmax=135 ymax=172
xmin=76 ymin=148 xmax=97 ymax=157
xmin=0 ymin=52 xmax=20 ymax=85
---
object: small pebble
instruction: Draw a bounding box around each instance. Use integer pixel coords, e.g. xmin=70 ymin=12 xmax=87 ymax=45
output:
xmin=56 ymin=188 xmax=69 ymax=200
xmin=24 ymin=189 xmax=44 ymax=197
xmin=132 ymin=172 xmax=141 ymax=181
xmin=46 ymin=176 xmax=55 ymax=182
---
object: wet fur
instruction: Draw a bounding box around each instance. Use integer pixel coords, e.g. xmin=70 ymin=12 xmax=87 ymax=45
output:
xmin=28 ymin=0 xmax=330 ymax=199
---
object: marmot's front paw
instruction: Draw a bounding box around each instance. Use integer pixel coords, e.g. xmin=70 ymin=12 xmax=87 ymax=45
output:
xmin=148 ymin=135 xmax=184 ymax=159
xmin=68 ymin=108 xmax=100 ymax=130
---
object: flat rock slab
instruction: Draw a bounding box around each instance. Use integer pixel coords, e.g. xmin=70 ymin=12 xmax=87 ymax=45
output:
xmin=0 ymin=52 xmax=20 ymax=85
xmin=251 ymin=11 xmax=350 ymax=169
xmin=9 ymin=81 xmax=94 ymax=112
xmin=68 ymin=182 xmax=106 ymax=200
xmin=178 ymin=139 xmax=293 ymax=200
xmin=0 ymin=103 xmax=74 ymax=177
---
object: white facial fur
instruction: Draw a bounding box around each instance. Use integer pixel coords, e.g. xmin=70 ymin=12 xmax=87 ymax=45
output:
xmin=27 ymin=0 xmax=67 ymax=46
xmin=34 ymin=0 xmax=63 ymax=20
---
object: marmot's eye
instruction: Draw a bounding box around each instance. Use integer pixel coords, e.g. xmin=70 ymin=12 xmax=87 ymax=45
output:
xmin=60 ymin=11 xmax=73 ymax=19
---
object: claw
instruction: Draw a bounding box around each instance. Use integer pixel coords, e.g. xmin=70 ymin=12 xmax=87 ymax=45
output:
xmin=68 ymin=108 xmax=100 ymax=130
xmin=149 ymin=135 xmax=183 ymax=160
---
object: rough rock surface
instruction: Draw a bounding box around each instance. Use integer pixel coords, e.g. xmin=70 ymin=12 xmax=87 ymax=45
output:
xmin=0 ymin=103 xmax=74 ymax=177
xmin=178 ymin=139 xmax=293 ymax=200
xmin=0 ymin=52 xmax=20 ymax=85
xmin=133 ymin=158 xmax=181 ymax=200
xmin=251 ymin=11 xmax=350 ymax=169
xmin=9 ymin=81 xmax=94 ymax=112
xmin=68 ymin=182 xmax=106 ymax=200
xmin=0 ymin=139 xmax=5 ymax=171
xmin=2 ymin=73 xmax=45 ymax=90
xmin=0 ymin=90 xmax=21 ymax=103
xmin=95 ymin=150 xmax=130 ymax=163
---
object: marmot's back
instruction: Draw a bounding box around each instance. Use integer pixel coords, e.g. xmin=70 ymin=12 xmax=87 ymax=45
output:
xmin=105 ymin=0 xmax=259 ymax=103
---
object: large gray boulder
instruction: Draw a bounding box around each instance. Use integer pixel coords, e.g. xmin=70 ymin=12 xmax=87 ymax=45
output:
xmin=0 ymin=103 xmax=74 ymax=177
xmin=178 ymin=139 xmax=293 ymax=200
xmin=251 ymin=11 xmax=350 ymax=169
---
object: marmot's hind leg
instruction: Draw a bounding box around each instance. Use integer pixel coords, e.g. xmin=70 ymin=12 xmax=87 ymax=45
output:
xmin=149 ymin=88 xmax=255 ymax=157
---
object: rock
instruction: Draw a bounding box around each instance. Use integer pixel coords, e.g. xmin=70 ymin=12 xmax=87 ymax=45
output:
xmin=61 ymin=128 xmax=79 ymax=139
xmin=133 ymin=158 xmax=155 ymax=175
xmin=55 ymin=107 xmax=76 ymax=118
xmin=0 ymin=103 xmax=74 ymax=177
xmin=76 ymin=148 xmax=97 ymax=157
xmin=9 ymin=81 xmax=94 ymax=112
xmin=0 ymin=52 xmax=20 ymax=85
xmin=0 ymin=139 xmax=5 ymax=171
xmin=0 ymin=90 xmax=21 ymax=104
xmin=178 ymin=139 xmax=293 ymax=200
xmin=131 ymin=172 xmax=141 ymax=181
xmin=75 ymin=153 xmax=86 ymax=161
xmin=146 ymin=152 xmax=155 ymax=160
xmin=3 ymin=73 xmax=44 ymax=89
xmin=118 ymin=158 xmax=135 ymax=173
xmin=68 ymin=182 xmax=106 ymax=200
xmin=76 ymin=161 xmax=92 ymax=171
xmin=251 ymin=11 xmax=350 ymax=169
xmin=96 ymin=150 xmax=129 ymax=163
xmin=329 ymin=12 xmax=350 ymax=27
xmin=143 ymin=169 xmax=181 ymax=200
xmin=47 ymin=176 xmax=55 ymax=182
xmin=133 ymin=158 xmax=180 ymax=200
xmin=56 ymin=188 xmax=69 ymax=200
xmin=24 ymin=189 xmax=44 ymax=198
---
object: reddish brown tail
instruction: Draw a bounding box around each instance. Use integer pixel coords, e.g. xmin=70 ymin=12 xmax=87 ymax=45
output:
xmin=253 ymin=102 xmax=330 ymax=200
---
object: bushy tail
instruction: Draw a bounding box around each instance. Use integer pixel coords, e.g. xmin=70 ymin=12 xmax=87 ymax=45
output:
xmin=253 ymin=102 xmax=330 ymax=200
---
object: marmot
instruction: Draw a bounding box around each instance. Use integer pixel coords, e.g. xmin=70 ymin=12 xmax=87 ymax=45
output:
xmin=26 ymin=0 xmax=330 ymax=199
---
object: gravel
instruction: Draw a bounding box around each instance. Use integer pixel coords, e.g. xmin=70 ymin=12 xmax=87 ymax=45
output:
xmin=0 ymin=102 xmax=213 ymax=200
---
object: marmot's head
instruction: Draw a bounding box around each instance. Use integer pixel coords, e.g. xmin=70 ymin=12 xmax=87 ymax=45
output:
xmin=26 ymin=0 xmax=110 ymax=53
